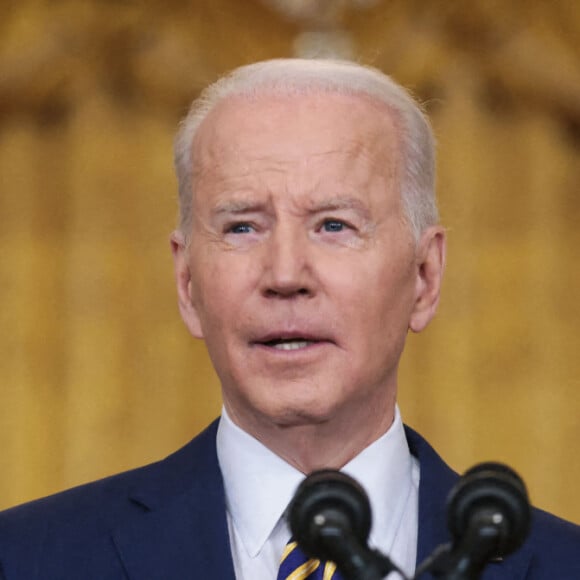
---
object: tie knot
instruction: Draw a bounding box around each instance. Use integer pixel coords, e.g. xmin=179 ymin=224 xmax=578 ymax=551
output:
xmin=276 ymin=540 xmax=342 ymax=580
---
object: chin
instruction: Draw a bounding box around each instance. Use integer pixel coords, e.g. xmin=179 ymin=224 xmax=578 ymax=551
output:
xmin=262 ymin=398 xmax=338 ymax=428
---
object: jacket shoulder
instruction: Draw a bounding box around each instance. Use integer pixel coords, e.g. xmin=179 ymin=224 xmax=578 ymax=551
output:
xmin=525 ymin=508 xmax=580 ymax=577
xmin=0 ymin=460 xmax=156 ymax=533
xmin=0 ymin=458 xmax=169 ymax=576
xmin=0 ymin=420 xmax=221 ymax=579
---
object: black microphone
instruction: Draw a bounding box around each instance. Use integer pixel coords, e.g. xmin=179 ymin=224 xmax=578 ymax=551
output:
xmin=420 ymin=462 xmax=531 ymax=580
xmin=287 ymin=469 xmax=405 ymax=580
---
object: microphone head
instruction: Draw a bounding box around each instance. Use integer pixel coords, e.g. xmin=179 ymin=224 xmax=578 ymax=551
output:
xmin=446 ymin=462 xmax=531 ymax=558
xmin=288 ymin=469 xmax=372 ymax=561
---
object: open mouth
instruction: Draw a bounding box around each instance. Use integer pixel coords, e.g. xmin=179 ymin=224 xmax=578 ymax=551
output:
xmin=262 ymin=338 xmax=316 ymax=351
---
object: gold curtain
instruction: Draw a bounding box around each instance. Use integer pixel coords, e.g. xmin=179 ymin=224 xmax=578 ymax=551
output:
xmin=1 ymin=1 xmax=579 ymax=524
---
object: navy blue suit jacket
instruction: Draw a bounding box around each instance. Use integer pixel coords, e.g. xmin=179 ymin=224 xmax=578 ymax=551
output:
xmin=1 ymin=421 xmax=579 ymax=579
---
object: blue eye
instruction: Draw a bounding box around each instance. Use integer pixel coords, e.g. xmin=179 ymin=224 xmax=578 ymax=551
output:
xmin=228 ymin=223 xmax=254 ymax=234
xmin=323 ymin=220 xmax=345 ymax=232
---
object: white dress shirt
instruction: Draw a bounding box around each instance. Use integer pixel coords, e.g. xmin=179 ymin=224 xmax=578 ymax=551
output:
xmin=216 ymin=405 xmax=420 ymax=579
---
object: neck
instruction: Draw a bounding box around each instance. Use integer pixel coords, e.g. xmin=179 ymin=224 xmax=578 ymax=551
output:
xmin=224 ymin=395 xmax=397 ymax=473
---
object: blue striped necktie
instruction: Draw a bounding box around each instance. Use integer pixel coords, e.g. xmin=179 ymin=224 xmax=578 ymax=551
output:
xmin=276 ymin=539 xmax=344 ymax=580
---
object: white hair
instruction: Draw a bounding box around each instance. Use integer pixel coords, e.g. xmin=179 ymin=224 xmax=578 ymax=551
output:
xmin=174 ymin=58 xmax=438 ymax=241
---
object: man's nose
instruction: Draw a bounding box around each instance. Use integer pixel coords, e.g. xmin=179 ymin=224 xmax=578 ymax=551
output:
xmin=261 ymin=227 xmax=315 ymax=298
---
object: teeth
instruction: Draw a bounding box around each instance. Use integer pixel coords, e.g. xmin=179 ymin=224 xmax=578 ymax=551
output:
xmin=272 ymin=340 xmax=310 ymax=350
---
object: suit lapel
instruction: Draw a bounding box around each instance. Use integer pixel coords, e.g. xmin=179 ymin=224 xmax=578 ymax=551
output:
xmin=405 ymin=426 xmax=456 ymax=566
xmin=406 ymin=426 xmax=533 ymax=580
xmin=111 ymin=486 xmax=234 ymax=579
xmin=111 ymin=421 xmax=236 ymax=580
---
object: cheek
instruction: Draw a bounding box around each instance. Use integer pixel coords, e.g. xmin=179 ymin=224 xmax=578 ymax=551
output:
xmin=191 ymin=256 xmax=258 ymax=326
xmin=342 ymin=261 xmax=416 ymax=332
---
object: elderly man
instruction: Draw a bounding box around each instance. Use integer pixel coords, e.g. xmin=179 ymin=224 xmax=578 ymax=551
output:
xmin=0 ymin=59 xmax=578 ymax=580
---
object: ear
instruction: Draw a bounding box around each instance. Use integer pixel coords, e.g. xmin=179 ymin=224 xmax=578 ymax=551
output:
xmin=409 ymin=226 xmax=446 ymax=333
xmin=170 ymin=230 xmax=204 ymax=339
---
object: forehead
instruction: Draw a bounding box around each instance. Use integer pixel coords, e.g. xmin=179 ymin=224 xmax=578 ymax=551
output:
xmin=191 ymin=91 xmax=400 ymax=174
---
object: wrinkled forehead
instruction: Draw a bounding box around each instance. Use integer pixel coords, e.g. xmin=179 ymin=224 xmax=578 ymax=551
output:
xmin=190 ymin=91 xmax=402 ymax=178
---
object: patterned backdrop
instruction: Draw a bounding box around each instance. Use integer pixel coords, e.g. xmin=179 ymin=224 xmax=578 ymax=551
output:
xmin=1 ymin=0 xmax=579 ymax=523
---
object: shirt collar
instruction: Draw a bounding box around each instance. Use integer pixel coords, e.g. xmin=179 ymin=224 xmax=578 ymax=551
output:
xmin=217 ymin=407 xmax=304 ymax=558
xmin=216 ymin=405 xmax=414 ymax=558
xmin=341 ymin=406 xmax=415 ymax=550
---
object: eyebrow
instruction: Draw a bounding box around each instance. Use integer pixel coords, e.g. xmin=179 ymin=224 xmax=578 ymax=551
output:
xmin=212 ymin=199 xmax=268 ymax=215
xmin=211 ymin=195 xmax=371 ymax=218
xmin=308 ymin=196 xmax=371 ymax=218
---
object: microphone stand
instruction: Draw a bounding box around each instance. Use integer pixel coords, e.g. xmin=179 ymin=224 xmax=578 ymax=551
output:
xmin=293 ymin=517 xmax=505 ymax=580
xmin=329 ymin=505 xmax=511 ymax=580
xmin=412 ymin=507 xmax=509 ymax=580
xmin=303 ymin=501 xmax=407 ymax=580
xmin=322 ymin=521 xmax=502 ymax=580
xmin=317 ymin=525 xmax=400 ymax=580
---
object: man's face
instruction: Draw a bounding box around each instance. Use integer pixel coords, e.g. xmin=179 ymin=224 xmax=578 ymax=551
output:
xmin=173 ymin=92 xmax=444 ymax=436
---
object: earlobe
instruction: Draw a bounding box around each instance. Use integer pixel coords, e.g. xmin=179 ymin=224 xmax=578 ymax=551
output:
xmin=170 ymin=231 xmax=205 ymax=339
xmin=409 ymin=226 xmax=446 ymax=333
